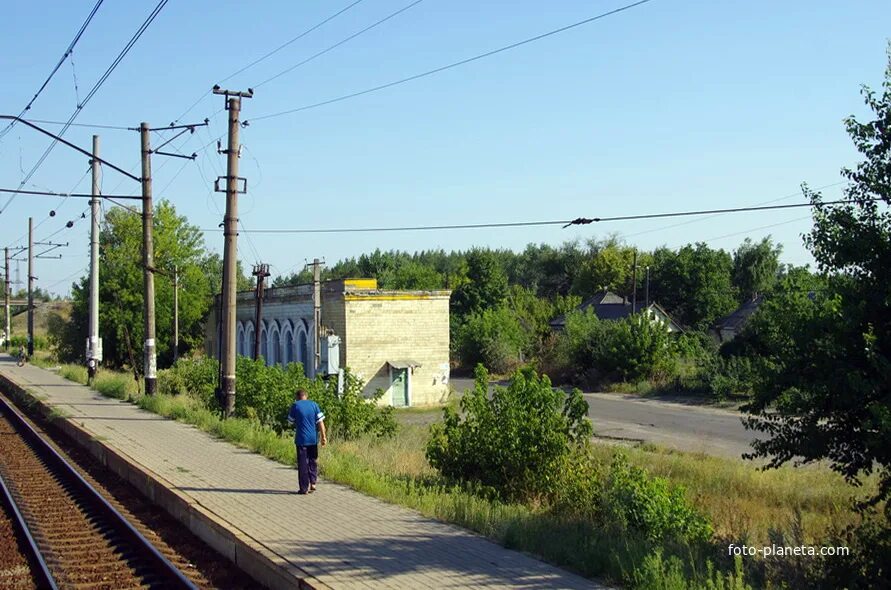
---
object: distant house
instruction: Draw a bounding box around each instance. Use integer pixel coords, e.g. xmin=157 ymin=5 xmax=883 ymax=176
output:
xmin=711 ymin=296 xmax=763 ymax=343
xmin=550 ymin=290 xmax=684 ymax=333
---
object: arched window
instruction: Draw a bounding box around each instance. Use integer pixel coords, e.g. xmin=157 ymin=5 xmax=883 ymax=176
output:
xmin=245 ymin=322 xmax=255 ymax=359
xmin=237 ymin=323 xmax=245 ymax=357
xmin=260 ymin=322 xmax=268 ymax=364
xmin=283 ymin=321 xmax=295 ymax=365
xmin=297 ymin=328 xmax=308 ymax=371
xmin=270 ymin=322 xmax=281 ymax=366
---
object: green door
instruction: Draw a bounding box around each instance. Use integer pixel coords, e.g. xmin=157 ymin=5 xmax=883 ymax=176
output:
xmin=391 ymin=368 xmax=409 ymax=407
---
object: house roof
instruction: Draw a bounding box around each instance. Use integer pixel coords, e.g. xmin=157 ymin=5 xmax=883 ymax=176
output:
xmin=712 ymin=296 xmax=764 ymax=332
xmin=550 ymin=290 xmax=683 ymax=332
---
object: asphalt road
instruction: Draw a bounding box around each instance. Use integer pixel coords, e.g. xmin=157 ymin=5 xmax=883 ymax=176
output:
xmin=448 ymin=378 xmax=758 ymax=460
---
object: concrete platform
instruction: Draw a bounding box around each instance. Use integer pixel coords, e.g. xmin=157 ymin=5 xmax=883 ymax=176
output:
xmin=0 ymin=356 xmax=602 ymax=589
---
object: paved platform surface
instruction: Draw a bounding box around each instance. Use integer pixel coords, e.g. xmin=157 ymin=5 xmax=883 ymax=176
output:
xmin=0 ymin=357 xmax=600 ymax=589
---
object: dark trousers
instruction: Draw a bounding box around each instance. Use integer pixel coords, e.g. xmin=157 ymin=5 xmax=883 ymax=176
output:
xmin=296 ymin=444 xmax=318 ymax=493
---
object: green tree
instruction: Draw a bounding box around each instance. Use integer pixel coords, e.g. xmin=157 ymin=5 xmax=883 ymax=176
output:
xmin=59 ymin=201 xmax=235 ymax=368
xmin=451 ymin=248 xmax=508 ymax=317
xmin=732 ymin=237 xmax=783 ymax=302
xmin=744 ymin=53 xmax=891 ymax=506
xmin=650 ymin=243 xmax=737 ymax=330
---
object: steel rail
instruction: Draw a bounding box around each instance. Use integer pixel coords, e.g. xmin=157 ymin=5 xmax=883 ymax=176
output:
xmin=0 ymin=470 xmax=58 ymax=589
xmin=0 ymin=392 xmax=199 ymax=590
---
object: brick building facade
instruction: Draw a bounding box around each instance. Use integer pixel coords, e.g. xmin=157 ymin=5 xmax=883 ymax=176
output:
xmin=205 ymin=279 xmax=451 ymax=407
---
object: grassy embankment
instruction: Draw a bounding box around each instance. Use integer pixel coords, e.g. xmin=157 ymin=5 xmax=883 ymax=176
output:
xmin=38 ymin=362 xmax=875 ymax=586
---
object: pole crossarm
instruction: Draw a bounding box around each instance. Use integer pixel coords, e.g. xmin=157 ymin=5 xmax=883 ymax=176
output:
xmin=0 ymin=188 xmax=143 ymax=200
xmin=153 ymin=150 xmax=197 ymax=160
xmin=0 ymin=115 xmax=140 ymax=183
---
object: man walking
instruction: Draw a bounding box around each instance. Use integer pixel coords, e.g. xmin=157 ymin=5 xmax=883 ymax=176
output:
xmin=286 ymin=388 xmax=327 ymax=494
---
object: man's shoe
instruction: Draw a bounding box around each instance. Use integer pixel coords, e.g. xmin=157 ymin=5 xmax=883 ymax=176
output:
xmin=296 ymin=490 xmax=308 ymax=495
xmin=309 ymin=483 xmax=317 ymax=492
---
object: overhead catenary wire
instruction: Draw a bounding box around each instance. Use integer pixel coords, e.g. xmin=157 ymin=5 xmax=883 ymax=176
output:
xmin=201 ymin=197 xmax=881 ymax=235
xmin=253 ymin=0 xmax=427 ymax=89
xmin=22 ymin=119 xmax=133 ymax=131
xmin=248 ymin=0 xmax=656 ymax=123
xmin=0 ymin=0 xmax=170 ymax=215
xmin=0 ymin=0 xmax=105 ymax=142
xmin=172 ymin=0 xmax=369 ymax=124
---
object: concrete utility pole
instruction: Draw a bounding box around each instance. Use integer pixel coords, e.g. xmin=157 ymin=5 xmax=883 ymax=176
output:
xmin=172 ymin=265 xmax=179 ymax=363
xmin=140 ymin=122 xmax=157 ymax=395
xmin=88 ymin=135 xmax=102 ymax=379
xmin=4 ymin=247 xmax=9 ymax=351
xmin=309 ymin=258 xmax=325 ymax=375
xmin=252 ymin=263 xmax=270 ymax=361
xmin=27 ymin=217 xmax=34 ymax=357
xmin=213 ymin=86 xmax=252 ymax=417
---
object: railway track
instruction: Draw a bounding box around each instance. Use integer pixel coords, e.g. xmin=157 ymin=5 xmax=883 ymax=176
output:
xmin=0 ymin=393 xmax=198 ymax=589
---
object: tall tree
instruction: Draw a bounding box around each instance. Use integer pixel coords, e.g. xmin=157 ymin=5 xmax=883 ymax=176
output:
xmin=58 ymin=201 xmax=234 ymax=368
xmin=744 ymin=51 xmax=891 ymax=505
xmin=451 ymin=249 xmax=509 ymax=318
xmin=732 ymin=237 xmax=783 ymax=301
xmin=649 ymin=243 xmax=737 ymax=330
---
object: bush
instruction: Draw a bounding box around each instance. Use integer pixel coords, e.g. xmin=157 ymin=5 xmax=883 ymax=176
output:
xmin=558 ymin=310 xmax=676 ymax=384
xmin=602 ymin=454 xmax=713 ymax=544
xmin=426 ymin=365 xmax=592 ymax=502
xmin=550 ymin=450 xmax=713 ymax=545
xmin=705 ymin=356 xmax=762 ymax=400
xmin=455 ymin=306 xmax=529 ymax=373
xmin=158 ymin=356 xmax=218 ymax=405
xmin=157 ymin=356 xmax=396 ymax=441
xmin=7 ymin=334 xmax=49 ymax=350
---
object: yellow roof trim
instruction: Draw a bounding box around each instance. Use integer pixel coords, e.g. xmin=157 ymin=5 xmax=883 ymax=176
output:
xmin=344 ymin=278 xmax=378 ymax=289
xmin=344 ymin=293 xmax=438 ymax=301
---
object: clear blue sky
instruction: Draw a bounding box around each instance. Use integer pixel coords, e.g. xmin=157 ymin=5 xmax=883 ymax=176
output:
xmin=1 ymin=0 xmax=889 ymax=296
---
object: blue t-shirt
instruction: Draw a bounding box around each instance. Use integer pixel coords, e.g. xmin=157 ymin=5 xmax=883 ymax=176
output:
xmin=287 ymin=399 xmax=325 ymax=446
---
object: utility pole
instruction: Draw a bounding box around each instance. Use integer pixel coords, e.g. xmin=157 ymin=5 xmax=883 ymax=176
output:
xmin=27 ymin=217 xmax=34 ymax=357
xmin=252 ymin=263 xmax=270 ymax=361
xmin=172 ymin=265 xmax=179 ymax=363
xmin=88 ymin=135 xmax=102 ymax=382
xmin=307 ymin=258 xmax=325 ymax=375
xmin=140 ymin=122 xmax=157 ymax=395
xmin=645 ymin=266 xmax=650 ymax=309
xmin=213 ymin=86 xmax=252 ymax=417
xmin=4 ymin=247 xmax=9 ymax=351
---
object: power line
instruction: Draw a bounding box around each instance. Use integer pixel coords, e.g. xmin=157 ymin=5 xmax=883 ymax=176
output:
xmin=703 ymin=216 xmax=812 ymax=244
xmin=621 ymin=181 xmax=848 ymax=239
xmin=200 ymin=197 xmax=880 ymax=235
xmin=172 ymin=0 xmax=369 ymax=124
xmin=0 ymin=0 xmax=105 ymax=141
xmin=249 ymin=0 xmax=656 ymax=122
xmin=254 ymin=0 xmax=427 ymax=89
xmin=22 ymin=118 xmax=132 ymax=131
xmin=0 ymin=0 xmax=170 ymax=214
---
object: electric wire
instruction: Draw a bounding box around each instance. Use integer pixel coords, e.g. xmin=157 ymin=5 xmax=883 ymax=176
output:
xmin=22 ymin=119 xmax=133 ymax=131
xmin=0 ymin=0 xmax=170 ymax=214
xmin=172 ymin=0 xmax=369 ymax=124
xmin=621 ymin=181 xmax=848 ymax=239
xmin=201 ymin=197 xmax=882 ymax=235
xmin=254 ymin=0 xmax=427 ymax=89
xmin=703 ymin=216 xmax=813 ymax=244
xmin=0 ymin=0 xmax=105 ymax=141
xmin=248 ymin=0 xmax=656 ymax=122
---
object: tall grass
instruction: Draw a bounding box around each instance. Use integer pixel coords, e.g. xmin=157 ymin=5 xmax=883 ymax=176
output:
xmin=46 ymin=365 xmax=875 ymax=588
